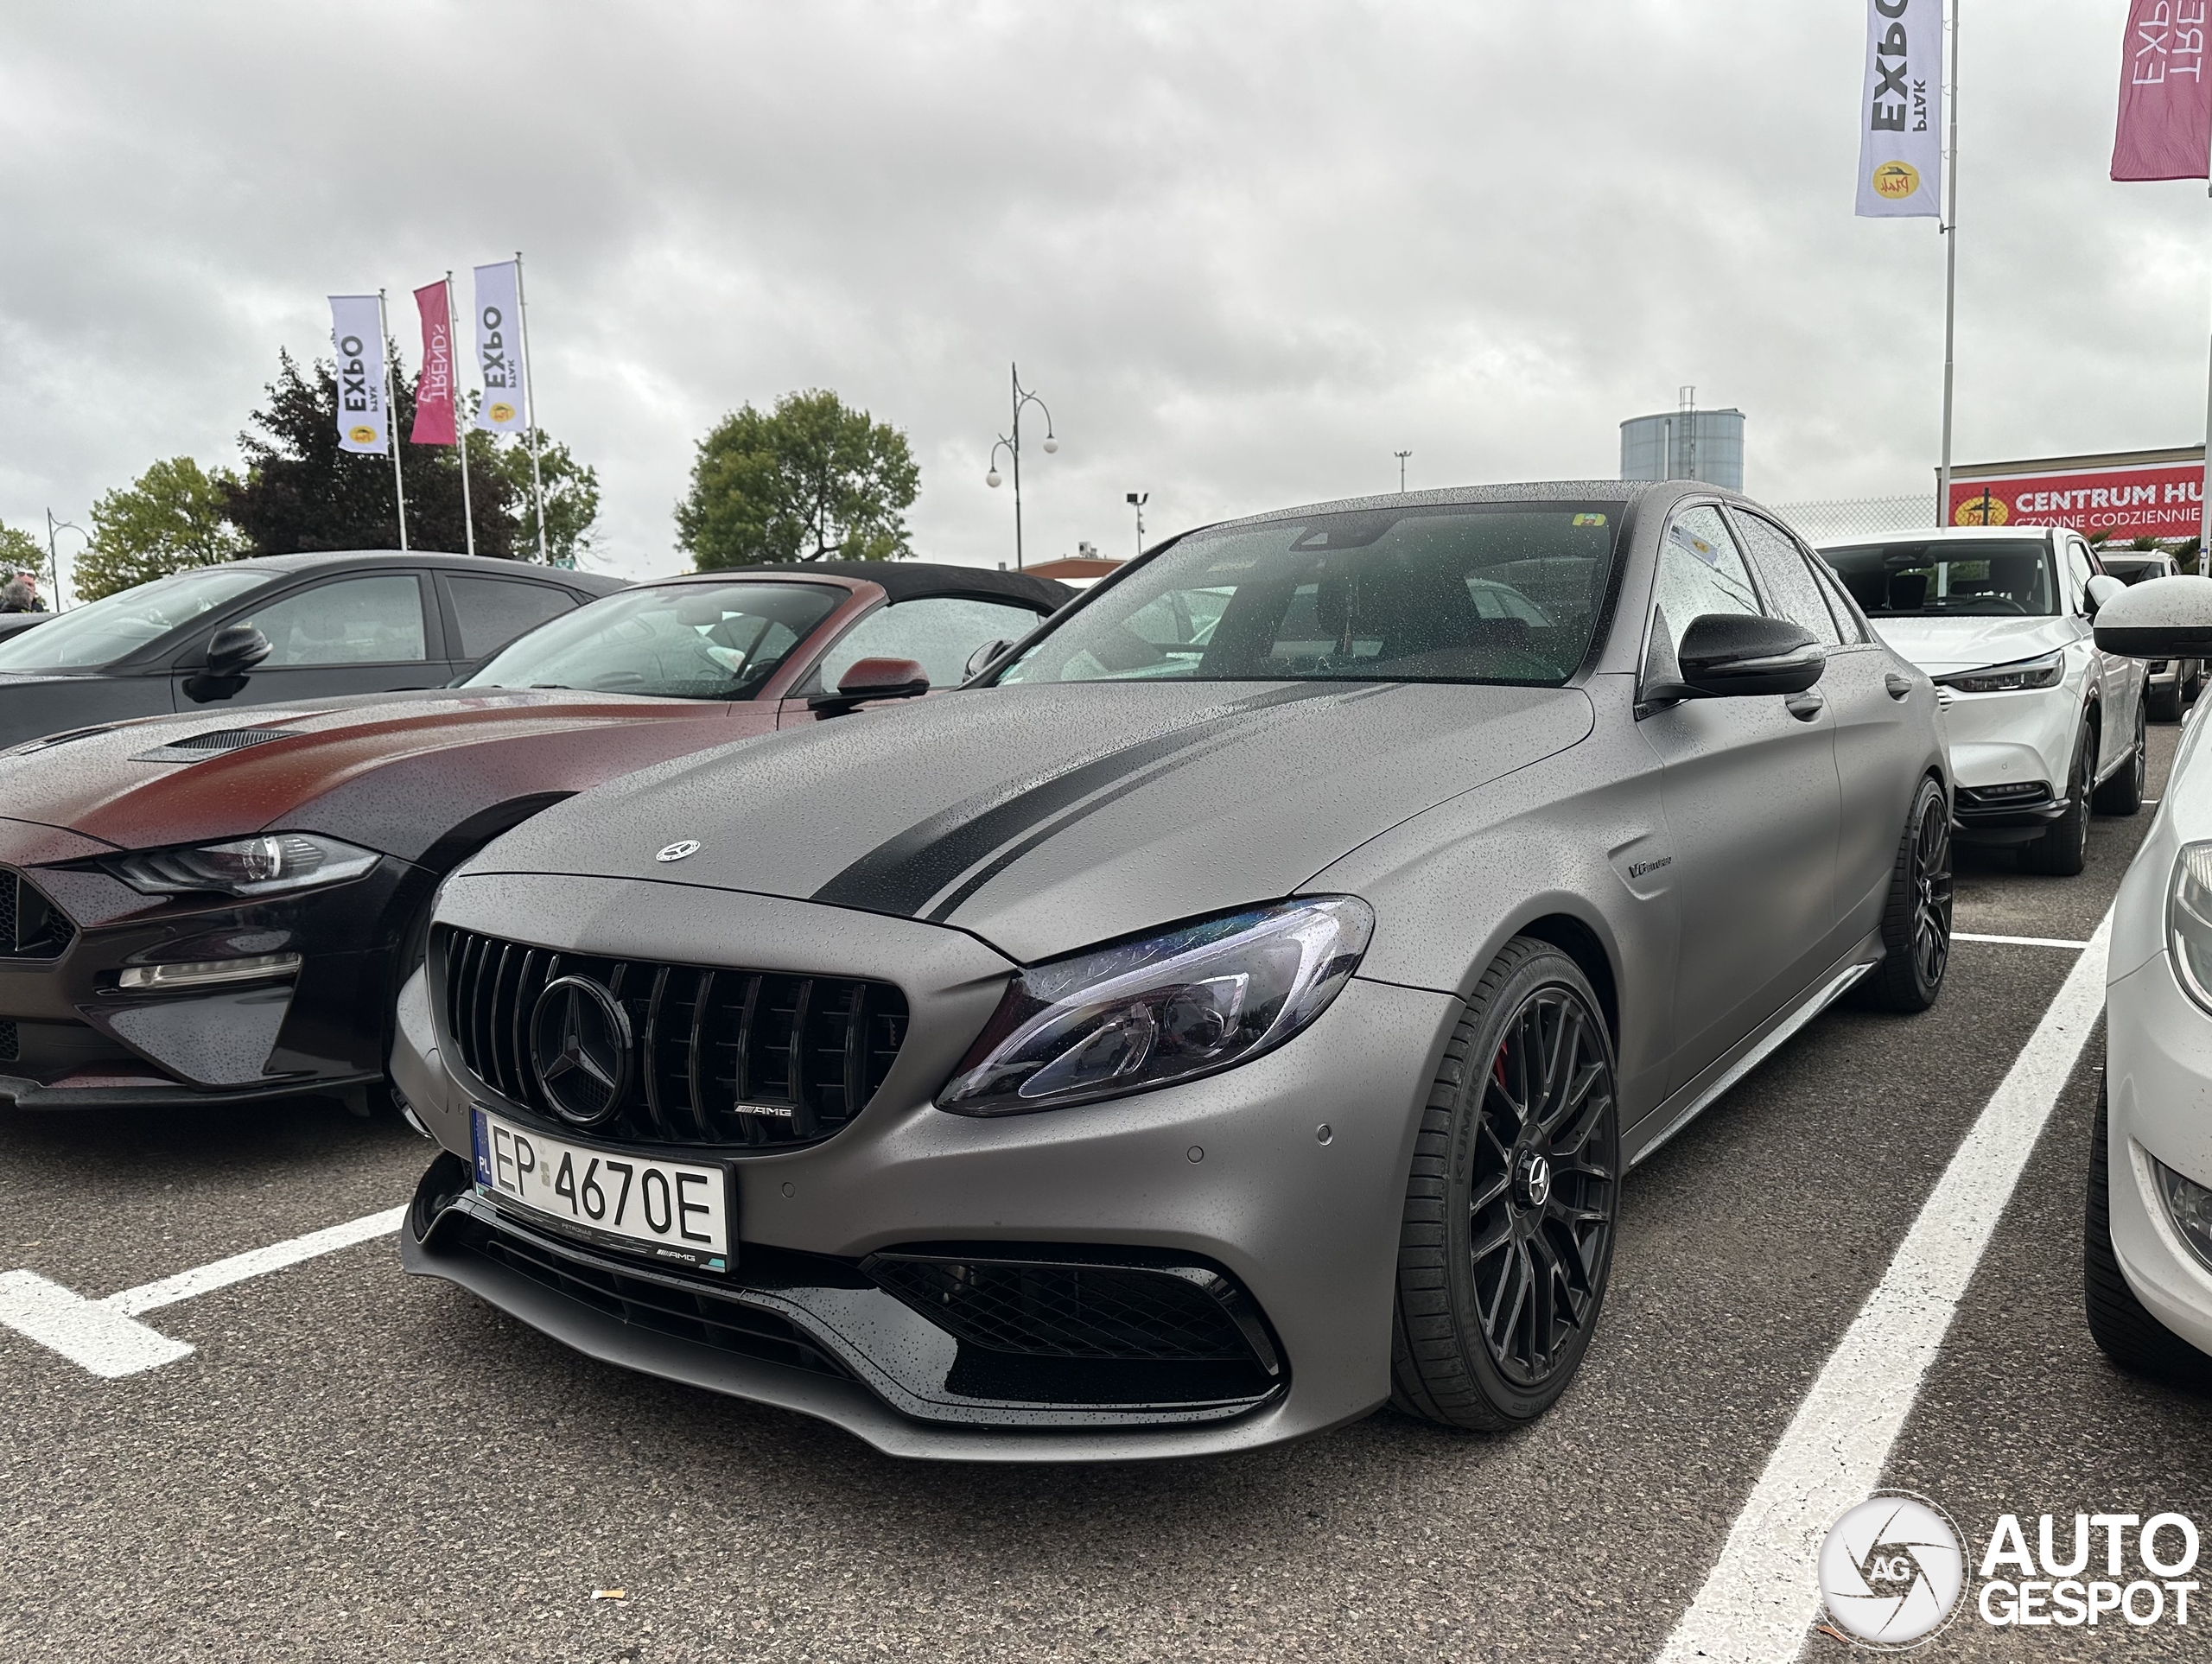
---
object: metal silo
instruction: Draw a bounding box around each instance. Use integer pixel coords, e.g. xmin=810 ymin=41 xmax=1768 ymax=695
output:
xmin=1619 ymin=390 xmax=1745 ymax=492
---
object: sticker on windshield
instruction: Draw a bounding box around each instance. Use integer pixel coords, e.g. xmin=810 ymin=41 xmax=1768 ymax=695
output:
xmin=1573 ymin=513 xmax=1608 ymax=527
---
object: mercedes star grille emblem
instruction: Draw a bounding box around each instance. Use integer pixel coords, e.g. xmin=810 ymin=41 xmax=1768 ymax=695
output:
xmin=656 ymin=840 xmax=702 ymax=862
xmin=528 ymin=975 xmax=633 ymax=1126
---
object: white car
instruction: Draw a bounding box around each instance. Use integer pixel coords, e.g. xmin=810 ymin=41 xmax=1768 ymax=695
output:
xmin=2097 ymin=549 xmax=2202 ymax=722
xmin=2087 ymin=575 xmax=2212 ymax=1373
xmin=1818 ymin=526 xmax=2147 ymax=875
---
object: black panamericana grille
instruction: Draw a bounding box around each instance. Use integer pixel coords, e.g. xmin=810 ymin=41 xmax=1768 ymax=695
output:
xmin=439 ymin=927 xmax=908 ymax=1147
xmin=0 ymin=871 xmax=74 ymax=960
xmin=0 ymin=1019 xmax=16 ymax=1064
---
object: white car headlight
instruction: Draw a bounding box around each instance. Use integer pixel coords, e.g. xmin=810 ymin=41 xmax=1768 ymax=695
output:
xmin=2169 ymin=842 xmax=2212 ymax=1013
xmin=111 ymin=833 xmax=381 ymax=899
xmin=1933 ymin=650 xmax=2064 ymax=694
xmin=938 ymin=896 xmax=1374 ymax=1115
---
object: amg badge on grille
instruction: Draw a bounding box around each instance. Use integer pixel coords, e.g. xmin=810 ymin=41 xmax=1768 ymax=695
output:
xmin=655 ymin=841 xmax=702 ymax=862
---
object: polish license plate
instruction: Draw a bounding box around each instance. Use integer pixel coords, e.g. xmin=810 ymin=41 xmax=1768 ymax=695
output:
xmin=472 ymin=1107 xmax=733 ymax=1272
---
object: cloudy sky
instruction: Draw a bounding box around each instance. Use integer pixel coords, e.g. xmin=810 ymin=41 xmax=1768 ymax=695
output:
xmin=1 ymin=2 xmax=2203 ymax=587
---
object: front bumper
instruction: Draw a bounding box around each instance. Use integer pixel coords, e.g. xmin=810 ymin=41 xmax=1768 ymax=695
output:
xmin=2103 ymin=950 xmax=2212 ymax=1357
xmin=1936 ymin=684 xmax=2080 ymax=844
xmin=395 ymin=873 xmax=1459 ymax=1460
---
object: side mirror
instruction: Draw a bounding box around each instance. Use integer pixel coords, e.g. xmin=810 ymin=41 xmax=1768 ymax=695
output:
xmin=963 ymin=638 xmax=1016 ymax=683
xmin=2084 ymin=573 xmax=2126 ymax=617
xmin=204 ymin=624 xmax=273 ymax=677
xmin=1669 ymin=613 xmax=1825 ymax=698
xmin=2094 ymin=574 xmax=2212 ymax=657
xmin=807 ymin=656 xmax=930 ymax=716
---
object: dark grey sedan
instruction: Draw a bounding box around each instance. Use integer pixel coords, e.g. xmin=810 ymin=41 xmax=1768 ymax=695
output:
xmin=0 ymin=550 xmax=622 ymax=750
xmin=392 ymin=480 xmax=1952 ymax=1460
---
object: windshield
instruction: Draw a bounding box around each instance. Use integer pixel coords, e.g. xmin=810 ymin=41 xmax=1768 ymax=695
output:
xmin=997 ymin=504 xmax=1621 ymax=687
xmin=0 ymin=566 xmax=274 ymax=673
xmin=1821 ymin=539 xmax=2058 ymax=618
xmin=461 ymin=580 xmax=842 ymax=699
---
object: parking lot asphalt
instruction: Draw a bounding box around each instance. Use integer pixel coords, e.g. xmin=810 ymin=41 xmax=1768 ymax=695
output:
xmin=0 ymin=725 xmax=2200 ymax=1663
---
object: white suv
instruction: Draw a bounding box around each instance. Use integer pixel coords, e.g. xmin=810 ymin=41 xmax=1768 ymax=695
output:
xmin=1818 ymin=526 xmax=2147 ymax=875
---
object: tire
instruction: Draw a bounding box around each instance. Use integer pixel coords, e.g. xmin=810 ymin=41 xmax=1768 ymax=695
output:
xmin=2018 ymin=726 xmax=2093 ymax=876
xmin=1391 ymin=938 xmax=1620 ymax=1431
xmin=2092 ymin=699 xmax=2146 ymax=816
xmin=2151 ymin=680 xmax=2183 ymax=724
xmin=2084 ymin=1087 xmax=2211 ymax=1378
xmin=1866 ymin=776 xmax=1951 ymax=1013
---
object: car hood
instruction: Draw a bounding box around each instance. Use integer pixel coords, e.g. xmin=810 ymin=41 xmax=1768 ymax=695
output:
xmin=457 ymin=679 xmax=1598 ymax=963
xmin=0 ymin=688 xmax=738 ymax=857
xmin=1868 ymin=615 xmax=2076 ymax=676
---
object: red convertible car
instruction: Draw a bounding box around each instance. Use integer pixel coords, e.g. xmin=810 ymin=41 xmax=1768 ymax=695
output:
xmin=0 ymin=561 xmax=1069 ymax=1112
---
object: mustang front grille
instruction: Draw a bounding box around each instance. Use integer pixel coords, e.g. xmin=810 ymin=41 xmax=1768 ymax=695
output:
xmin=438 ymin=926 xmax=908 ymax=1147
xmin=0 ymin=870 xmax=73 ymax=960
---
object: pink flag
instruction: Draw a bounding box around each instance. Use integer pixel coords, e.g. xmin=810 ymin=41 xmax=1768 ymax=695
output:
xmin=410 ymin=280 xmax=457 ymax=445
xmin=2113 ymin=1 xmax=2212 ymax=180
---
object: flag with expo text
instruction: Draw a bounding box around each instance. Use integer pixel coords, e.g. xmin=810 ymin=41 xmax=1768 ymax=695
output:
xmin=473 ymin=261 xmax=528 ymax=434
xmin=2113 ymin=0 xmax=2212 ymax=180
xmin=1855 ymin=0 xmax=1944 ymax=218
xmin=328 ymin=295 xmax=388 ymax=454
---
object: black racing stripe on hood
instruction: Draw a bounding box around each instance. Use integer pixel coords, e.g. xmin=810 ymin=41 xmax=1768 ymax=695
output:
xmin=810 ymin=683 xmax=1341 ymax=918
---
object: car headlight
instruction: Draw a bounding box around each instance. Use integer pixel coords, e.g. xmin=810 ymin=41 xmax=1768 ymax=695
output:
xmin=2171 ymin=843 xmax=2212 ymax=1013
xmin=111 ymin=833 xmax=381 ymax=899
xmin=938 ymin=896 xmax=1375 ymax=1115
xmin=1934 ymin=651 xmax=2065 ymax=694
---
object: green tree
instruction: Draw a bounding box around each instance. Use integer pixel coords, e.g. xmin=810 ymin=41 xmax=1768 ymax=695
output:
xmin=221 ymin=351 xmax=600 ymax=564
xmin=0 ymin=524 xmax=43 ymax=576
xmin=74 ymin=457 xmax=250 ymax=600
xmin=676 ymin=390 xmax=918 ymax=568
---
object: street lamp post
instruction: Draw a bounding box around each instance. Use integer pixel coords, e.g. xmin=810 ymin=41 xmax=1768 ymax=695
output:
xmin=1394 ymin=450 xmax=1412 ymax=492
xmin=1126 ymin=492 xmax=1147 ymax=562
xmin=44 ymin=509 xmax=87 ymax=612
xmin=984 ymin=362 xmax=1058 ymax=571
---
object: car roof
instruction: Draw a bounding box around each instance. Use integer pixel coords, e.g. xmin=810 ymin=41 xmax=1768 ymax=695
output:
xmin=228 ymin=549 xmax=626 ymax=594
xmin=645 ymin=561 xmax=1075 ymax=612
xmin=1811 ymin=526 xmax=2060 ymax=549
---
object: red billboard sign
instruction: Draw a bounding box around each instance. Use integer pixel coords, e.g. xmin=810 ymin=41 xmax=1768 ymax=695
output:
xmin=1947 ymin=456 xmax=2203 ymax=542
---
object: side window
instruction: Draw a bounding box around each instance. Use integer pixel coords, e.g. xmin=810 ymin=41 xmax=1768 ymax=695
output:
xmin=815 ymin=596 xmax=1046 ymax=690
xmin=1729 ymin=512 xmax=1842 ymax=647
xmin=1647 ymin=505 xmax=1762 ymax=676
xmin=446 ymin=576 xmax=579 ymax=661
xmin=1804 ymin=552 xmax=1870 ymax=643
xmin=239 ymin=575 xmax=428 ymax=666
xmin=2064 ymin=541 xmax=2094 ymax=614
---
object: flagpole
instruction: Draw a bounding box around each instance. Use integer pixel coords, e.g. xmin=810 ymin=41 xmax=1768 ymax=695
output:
xmin=2201 ymin=120 xmax=2212 ymax=568
xmin=445 ymin=270 xmax=476 ymax=558
xmin=378 ymin=289 xmax=409 ymax=552
xmin=1936 ymin=0 xmax=1961 ymax=524
xmin=514 ymin=249 xmax=550 ymax=565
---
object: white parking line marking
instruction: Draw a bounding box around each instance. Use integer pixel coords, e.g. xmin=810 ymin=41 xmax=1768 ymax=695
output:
xmin=1654 ymin=909 xmax=2113 ymax=1664
xmin=1951 ymin=931 xmax=2091 ymax=949
xmin=0 ymin=1204 xmax=405 ymax=1378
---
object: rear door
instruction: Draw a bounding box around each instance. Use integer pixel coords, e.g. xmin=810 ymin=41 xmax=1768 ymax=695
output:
xmin=1638 ymin=504 xmax=1842 ymax=1094
xmin=1733 ymin=507 xmax=1915 ymax=942
xmin=174 ymin=571 xmax=442 ymax=712
xmin=437 ymin=573 xmax=589 ymax=679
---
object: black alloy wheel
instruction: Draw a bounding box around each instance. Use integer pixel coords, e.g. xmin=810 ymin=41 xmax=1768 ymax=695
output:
xmin=2020 ymin=726 xmax=2094 ymax=876
xmin=2092 ymin=698 xmax=2147 ymax=816
xmin=1392 ymin=938 xmax=1619 ymax=1431
xmin=1868 ymin=776 xmax=1951 ymax=1012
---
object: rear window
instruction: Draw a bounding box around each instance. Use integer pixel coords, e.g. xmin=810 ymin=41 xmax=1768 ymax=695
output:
xmin=998 ymin=504 xmax=1622 ymax=687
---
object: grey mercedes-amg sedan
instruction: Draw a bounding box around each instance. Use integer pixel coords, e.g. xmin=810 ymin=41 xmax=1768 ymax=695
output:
xmin=390 ymin=480 xmax=1952 ymax=1460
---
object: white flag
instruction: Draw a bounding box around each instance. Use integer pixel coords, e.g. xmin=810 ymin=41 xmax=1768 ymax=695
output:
xmin=328 ymin=295 xmax=388 ymax=454
xmin=473 ymin=261 xmax=528 ymax=433
xmin=1855 ymin=0 xmax=1943 ymax=218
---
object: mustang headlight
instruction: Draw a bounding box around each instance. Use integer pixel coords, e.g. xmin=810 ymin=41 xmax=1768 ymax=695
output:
xmin=1934 ymin=651 xmax=2064 ymax=694
xmin=111 ymin=833 xmax=381 ymax=899
xmin=939 ymin=896 xmax=1375 ymax=1115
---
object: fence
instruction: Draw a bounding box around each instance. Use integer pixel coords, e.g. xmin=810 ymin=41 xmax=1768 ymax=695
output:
xmin=1765 ymin=495 xmax=1939 ymax=545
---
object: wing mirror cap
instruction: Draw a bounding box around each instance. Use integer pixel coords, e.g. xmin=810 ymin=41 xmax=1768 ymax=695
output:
xmin=2094 ymin=573 xmax=2212 ymax=657
xmin=201 ymin=624 xmax=272 ymax=676
xmin=1669 ymin=613 xmax=1825 ymax=698
xmin=963 ymin=638 xmax=1017 ymax=683
xmin=2085 ymin=573 xmax=2126 ymax=617
xmin=808 ymin=657 xmax=930 ymax=715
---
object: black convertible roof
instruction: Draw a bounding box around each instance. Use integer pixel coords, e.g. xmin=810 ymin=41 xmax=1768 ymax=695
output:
xmin=689 ymin=560 xmax=1075 ymax=612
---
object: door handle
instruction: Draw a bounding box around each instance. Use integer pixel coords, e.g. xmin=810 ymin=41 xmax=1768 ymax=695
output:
xmin=1885 ymin=672 xmax=1913 ymax=701
xmin=1784 ymin=689 xmax=1826 ymax=721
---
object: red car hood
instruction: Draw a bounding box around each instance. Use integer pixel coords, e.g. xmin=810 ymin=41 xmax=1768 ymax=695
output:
xmin=0 ymin=689 xmax=764 ymax=858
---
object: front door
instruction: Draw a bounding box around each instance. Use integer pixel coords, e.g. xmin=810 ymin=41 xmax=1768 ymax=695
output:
xmin=1638 ymin=505 xmax=1841 ymax=1095
xmin=174 ymin=572 xmax=441 ymax=713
